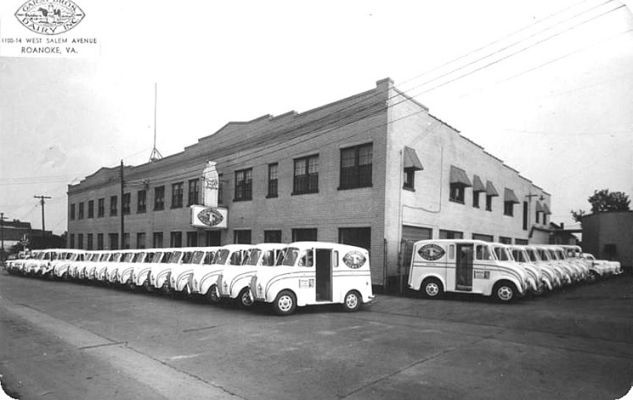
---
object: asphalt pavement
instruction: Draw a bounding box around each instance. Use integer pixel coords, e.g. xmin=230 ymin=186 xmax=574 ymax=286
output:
xmin=0 ymin=271 xmax=631 ymax=400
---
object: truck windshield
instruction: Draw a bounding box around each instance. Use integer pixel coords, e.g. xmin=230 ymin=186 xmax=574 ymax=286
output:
xmin=203 ymin=251 xmax=216 ymax=264
xmin=229 ymin=251 xmax=243 ymax=265
xmin=191 ymin=251 xmax=205 ymax=264
xmin=548 ymin=250 xmax=558 ymax=260
xmin=244 ymin=249 xmax=261 ymax=266
xmin=526 ymin=249 xmax=539 ymax=262
xmin=214 ymin=249 xmax=230 ymax=265
xmin=169 ymin=251 xmax=183 ymax=263
xmin=262 ymin=250 xmax=279 ymax=266
xmin=181 ymin=252 xmax=193 ymax=264
xmin=556 ymin=250 xmax=566 ymax=260
xmin=132 ymin=253 xmax=144 ymax=263
xmin=493 ymin=247 xmax=510 ymax=261
xmin=123 ymin=253 xmax=135 ymax=262
xmin=476 ymin=245 xmax=494 ymax=261
xmin=278 ymin=248 xmax=300 ymax=266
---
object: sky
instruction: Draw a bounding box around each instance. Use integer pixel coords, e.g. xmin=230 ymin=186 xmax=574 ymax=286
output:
xmin=0 ymin=0 xmax=632 ymax=235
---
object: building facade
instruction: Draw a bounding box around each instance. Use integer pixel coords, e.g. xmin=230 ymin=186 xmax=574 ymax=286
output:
xmin=67 ymin=78 xmax=552 ymax=288
xmin=581 ymin=211 xmax=632 ymax=272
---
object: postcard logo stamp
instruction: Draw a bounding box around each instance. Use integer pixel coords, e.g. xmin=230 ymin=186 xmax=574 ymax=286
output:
xmin=15 ymin=0 xmax=85 ymax=35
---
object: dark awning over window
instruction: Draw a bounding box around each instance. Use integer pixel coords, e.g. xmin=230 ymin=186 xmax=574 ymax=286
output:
xmin=403 ymin=146 xmax=423 ymax=171
xmin=485 ymin=181 xmax=499 ymax=197
xmin=504 ymin=188 xmax=520 ymax=203
xmin=535 ymin=201 xmax=544 ymax=213
xmin=542 ymin=202 xmax=552 ymax=215
xmin=449 ymin=166 xmax=472 ymax=186
xmin=472 ymin=175 xmax=485 ymax=192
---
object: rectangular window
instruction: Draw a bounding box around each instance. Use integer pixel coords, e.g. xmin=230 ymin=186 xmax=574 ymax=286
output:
xmin=206 ymin=231 xmax=221 ymax=246
xmin=403 ymin=169 xmax=415 ymax=190
xmin=123 ymin=233 xmax=130 ymax=249
xmin=504 ymin=201 xmax=514 ymax=216
xmin=292 ymin=228 xmax=318 ymax=242
xmin=69 ymin=233 xmax=75 ymax=248
xmin=154 ymin=186 xmax=165 ymax=210
xmin=109 ymin=233 xmax=119 ymax=250
xmin=522 ymin=201 xmax=528 ymax=230
xmin=98 ymin=198 xmax=105 ymax=217
xmin=439 ymin=230 xmax=464 ymax=239
xmin=515 ymin=238 xmax=529 ymax=245
xmin=171 ymin=182 xmax=184 ymax=208
xmin=78 ymin=202 xmax=84 ymax=219
xmin=97 ymin=233 xmax=104 ymax=250
xmin=188 ymin=179 xmax=199 ymax=206
xmin=233 ymin=229 xmax=252 ymax=244
xmin=339 ymin=143 xmax=372 ymax=189
xmin=449 ymin=184 xmax=465 ymax=203
xmin=88 ymin=200 xmax=94 ymax=218
xmin=87 ymin=233 xmax=93 ymax=250
xmin=153 ymin=232 xmax=163 ymax=248
xmin=137 ymin=190 xmax=146 ymax=213
xmin=136 ymin=232 xmax=146 ymax=249
xmin=485 ymin=195 xmax=493 ymax=212
xmin=234 ymin=169 xmax=253 ymax=201
xmin=338 ymin=227 xmax=371 ymax=252
xmin=536 ymin=210 xmax=540 ymax=224
xmin=170 ymin=231 xmax=182 ymax=248
xmin=110 ymin=196 xmax=118 ymax=216
xmin=77 ymin=233 xmax=83 ymax=249
xmin=293 ymin=155 xmax=319 ymax=194
xmin=264 ymin=230 xmax=282 ymax=243
xmin=543 ymin=213 xmax=548 ymax=225
xmin=267 ymin=163 xmax=278 ymax=198
xmin=122 ymin=193 xmax=131 ymax=215
xmin=70 ymin=204 xmax=76 ymax=220
xmin=186 ymin=231 xmax=198 ymax=247
xmin=472 ymin=233 xmax=494 ymax=242
xmin=473 ymin=192 xmax=480 ymax=208
xmin=499 ymin=236 xmax=512 ymax=244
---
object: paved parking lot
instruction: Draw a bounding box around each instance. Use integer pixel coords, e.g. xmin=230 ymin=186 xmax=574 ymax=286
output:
xmin=0 ymin=271 xmax=632 ymax=400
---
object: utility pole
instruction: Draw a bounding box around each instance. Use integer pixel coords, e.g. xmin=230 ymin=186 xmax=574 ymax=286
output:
xmin=33 ymin=195 xmax=52 ymax=237
xmin=120 ymin=160 xmax=125 ymax=250
xmin=0 ymin=212 xmax=7 ymax=262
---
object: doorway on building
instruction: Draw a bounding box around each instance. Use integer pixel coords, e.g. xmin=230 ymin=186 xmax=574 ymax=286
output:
xmin=456 ymin=243 xmax=473 ymax=291
xmin=315 ymin=248 xmax=332 ymax=301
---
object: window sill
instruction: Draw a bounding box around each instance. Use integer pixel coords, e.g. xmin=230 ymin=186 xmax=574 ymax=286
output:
xmin=266 ymin=194 xmax=278 ymax=199
xmin=503 ymin=214 xmax=514 ymax=217
xmin=403 ymin=186 xmax=415 ymax=192
xmin=338 ymin=184 xmax=373 ymax=191
xmin=449 ymin=198 xmax=465 ymax=204
xmin=233 ymin=198 xmax=252 ymax=202
xmin=291 ymin=191 xmax=319 ymax=196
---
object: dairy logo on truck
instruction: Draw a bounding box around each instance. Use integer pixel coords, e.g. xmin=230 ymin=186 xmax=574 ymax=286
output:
xmin=15 ymin=0 xmax=86 ymax=35
xmin=418 ymin=244 xmax=445 ymax=261
xmin=343 ymin=251 xmax=366 ymax=269
xmin=197 ymin=208 xmax=224 ymax=227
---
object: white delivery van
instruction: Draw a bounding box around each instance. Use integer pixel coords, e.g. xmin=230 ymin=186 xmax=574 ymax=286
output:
xmin=249 ymin=242 xmax=374 ymax=315
xmin=408 ymin=240 xmax=529 ymax=302
xmin=217 ymin=243 xmax=288 ymax=307
xmin=191 ymin=244 xmax=252 ymax=301
xmin=169 ymin=247 xmax=220 ymax=295
xmin=510 ymin=246 xmax=556 ymax=291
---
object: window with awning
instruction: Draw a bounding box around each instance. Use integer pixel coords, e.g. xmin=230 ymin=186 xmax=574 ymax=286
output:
xmin=449 ymin=166 xmax=471 ymax=204
xmin=472 ymin=175 xmax=485 ymax=208
xmin=403 ymin=146 xmax=423 ymax=190
xmin=503 ymin=188 xmax=519 ymax=216
xmin=485 ymin=181 xmax=498 ymax=211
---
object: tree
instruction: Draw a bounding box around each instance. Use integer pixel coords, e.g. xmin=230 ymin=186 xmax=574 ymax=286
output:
xmin=570 ymin=189 xmax=630 ymax=222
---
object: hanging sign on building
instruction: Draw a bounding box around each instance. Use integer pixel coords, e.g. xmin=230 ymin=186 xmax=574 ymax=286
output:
xmin=190 ymin=205 xmax=228 ymax=230
xmin=202 ymin=161 xmax=219 ymax=208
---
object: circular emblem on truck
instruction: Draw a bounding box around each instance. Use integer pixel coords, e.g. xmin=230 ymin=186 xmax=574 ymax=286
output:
xmin=418 ymin=244 xmax=445 ymax=261
xmin=197 ymin=208 xmax=223 ymax=227
xmin=15 ymin=0 xmax=85 ymax=35
xmin=343 ymin=251 xmax=366 ymax=269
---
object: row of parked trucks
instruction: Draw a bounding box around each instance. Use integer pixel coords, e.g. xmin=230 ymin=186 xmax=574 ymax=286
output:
xmin=3 ymin=241 xmax=622 ymax=311
xmin=4 ymin=242 xmax=374 ymax=315
xmin=409 ymin=241 xmax=622 ymax=302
